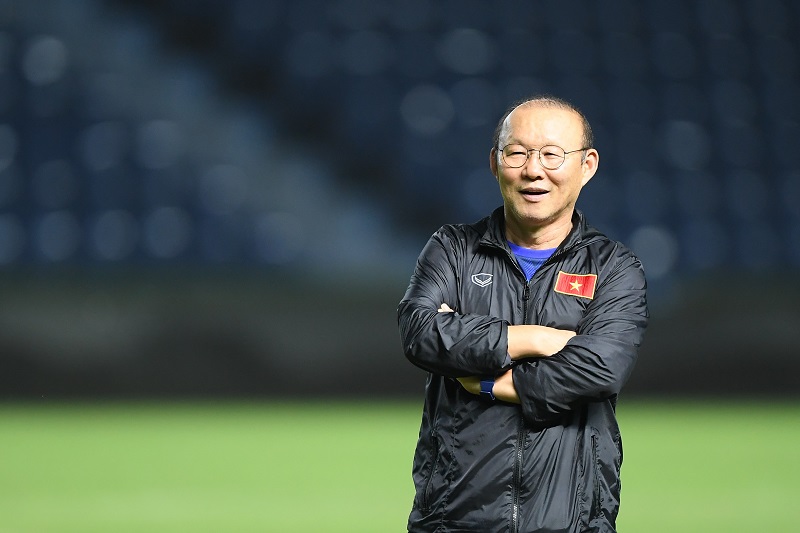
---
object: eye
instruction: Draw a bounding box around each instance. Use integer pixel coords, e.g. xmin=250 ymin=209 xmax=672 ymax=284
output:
xmin=501 ymin=145 xmax=532 ymax=166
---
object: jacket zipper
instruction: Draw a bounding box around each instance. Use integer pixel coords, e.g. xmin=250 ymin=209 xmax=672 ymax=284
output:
xmin=492 ymin=222 xmax=599 ymax=532
xmin=510 ymin=281 xmax=531 ymax=533
xmin=505 ymin=242 xmax=571 ymax=533
xmin=511 ymin=415 xmax=525 ymax=533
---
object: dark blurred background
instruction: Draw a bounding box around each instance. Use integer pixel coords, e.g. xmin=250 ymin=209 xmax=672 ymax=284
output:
xmin=0 ymin=0 xmax=798 ymax=400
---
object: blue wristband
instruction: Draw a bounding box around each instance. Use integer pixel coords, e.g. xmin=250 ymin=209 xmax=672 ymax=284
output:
xmin=479 ymin=379 xmax=495 ymax=400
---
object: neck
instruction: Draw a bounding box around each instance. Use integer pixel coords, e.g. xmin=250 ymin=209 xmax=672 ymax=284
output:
xmin=505 ymin=213 xmax=574 ymax=250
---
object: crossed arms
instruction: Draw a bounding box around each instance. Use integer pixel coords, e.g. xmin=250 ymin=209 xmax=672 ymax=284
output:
xmin=398 ymin=230 xmax=648 ymax=424
xmin=437 ymin=303 xmax=574 ymax=404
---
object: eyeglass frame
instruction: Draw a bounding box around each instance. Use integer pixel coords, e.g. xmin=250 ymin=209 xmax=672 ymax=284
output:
xmin=497 ymin=143 xmax=591 ymax=170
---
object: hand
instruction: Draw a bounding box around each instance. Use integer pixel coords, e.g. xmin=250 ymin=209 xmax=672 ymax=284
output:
xmin=438 ymin=303 xmax=454 ymax=313
xmin=534 ymin=326 xmax=576 ymax=356
xmin=456 ymin=376 xmax=480 ymax=395
xmin=492 ymin=369 xmax=519 ymax=404
xmin=507 ymin=324 xmax=576 ymax=359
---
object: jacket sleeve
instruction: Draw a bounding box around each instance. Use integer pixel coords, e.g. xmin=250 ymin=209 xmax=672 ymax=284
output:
xmin=513 ymin=251 xmax=649 ymax=426
xmin=398 ymin=228 xmax=510 ymax=378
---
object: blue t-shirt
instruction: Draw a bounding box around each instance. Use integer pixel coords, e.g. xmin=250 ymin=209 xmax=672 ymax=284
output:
xmin=508 ymin=242 xmax=556 ymax=281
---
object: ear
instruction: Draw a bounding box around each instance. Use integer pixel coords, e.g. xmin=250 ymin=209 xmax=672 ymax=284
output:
xmin=490 ymin=147 xmax=499 ymax=179
xmin=580 ymin=148 xmax=599 ymax=187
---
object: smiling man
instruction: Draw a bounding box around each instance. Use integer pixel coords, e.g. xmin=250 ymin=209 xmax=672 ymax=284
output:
xmin=398 ymin=95 xmax=649 ymax=532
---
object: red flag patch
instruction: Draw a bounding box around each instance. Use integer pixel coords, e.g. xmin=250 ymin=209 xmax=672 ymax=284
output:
xmin=554 ymin=271 xmax=597 ymax=300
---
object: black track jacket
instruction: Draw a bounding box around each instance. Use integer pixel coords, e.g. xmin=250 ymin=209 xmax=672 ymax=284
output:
xmin=398 ymin=207 xmax=648 ymax=533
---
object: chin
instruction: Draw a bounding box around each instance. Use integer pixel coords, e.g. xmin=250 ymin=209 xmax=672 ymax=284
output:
xmin=517 ymin=207 xmax=551 ymax=224
xmin=510 ymin=213 xmax=549 ymax=230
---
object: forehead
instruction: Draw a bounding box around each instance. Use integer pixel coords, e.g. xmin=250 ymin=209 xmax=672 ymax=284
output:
xmin=501 ymin=104 xmax=583 ymax=146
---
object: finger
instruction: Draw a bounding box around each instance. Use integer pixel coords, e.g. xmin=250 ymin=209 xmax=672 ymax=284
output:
xmin=438 ymin=303 xmax=454 ymax=313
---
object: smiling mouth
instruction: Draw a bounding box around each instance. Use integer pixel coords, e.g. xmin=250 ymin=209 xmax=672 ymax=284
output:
xmin=520 ymin=189 xmax=548 ymax=198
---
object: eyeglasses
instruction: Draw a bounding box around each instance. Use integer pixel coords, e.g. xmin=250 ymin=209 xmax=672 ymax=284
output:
xmin=499 ymin=144 xmax=589 ymax=170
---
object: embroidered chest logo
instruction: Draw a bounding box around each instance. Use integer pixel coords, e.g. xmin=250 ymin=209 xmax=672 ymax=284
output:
xmin=554 ymin=271 xmax=597 ymax=300
xmin=471 ymin=273 xmax=493 ymax=287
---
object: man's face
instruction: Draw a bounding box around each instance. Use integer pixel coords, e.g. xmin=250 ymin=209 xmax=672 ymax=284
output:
xmin=490 ymin=104 xmax=598 ymax=238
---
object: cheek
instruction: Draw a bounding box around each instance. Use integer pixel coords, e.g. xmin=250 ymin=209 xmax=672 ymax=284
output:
xmin=552 ymin=174 xmax=582 ymax=193
xmin=496 ymin=173 xmax=514 ymax=190
xmin=499 ymin=180 xmax=519 ymax=200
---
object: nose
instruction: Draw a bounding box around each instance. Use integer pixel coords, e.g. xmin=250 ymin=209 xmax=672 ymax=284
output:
xmin=521 ymin=149 xmax=545 ymax=177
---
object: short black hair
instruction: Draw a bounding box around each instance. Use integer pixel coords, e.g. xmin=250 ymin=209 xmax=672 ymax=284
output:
xmin=491 ymin=94 xmax=594 ymax=150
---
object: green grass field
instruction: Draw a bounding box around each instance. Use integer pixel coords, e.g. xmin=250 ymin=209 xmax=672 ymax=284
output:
xmin=1 ymin=399 xmax=797 ymax=532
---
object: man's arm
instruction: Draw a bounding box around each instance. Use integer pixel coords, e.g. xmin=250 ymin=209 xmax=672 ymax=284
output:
xmin=513 ymin=253 xmax=648 ymax=426
xmin=398 ymin=229 xmax=510 ymax=377
xmin=438 ymin=303 xmax=575 ymax=361
xmin=400 ymin=227 xmax=580 ymax=380
xmin=456 ymin=321 xmax=575 ymax=403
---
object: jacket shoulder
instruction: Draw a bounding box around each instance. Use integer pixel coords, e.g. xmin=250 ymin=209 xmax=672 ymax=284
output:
xmin=430 ymin=214 xmax=492 ymax=250
xmin=581 ymin=222 xmax=638 ymax=262
xmin=581 ymin=229 xmax=647 ymax=292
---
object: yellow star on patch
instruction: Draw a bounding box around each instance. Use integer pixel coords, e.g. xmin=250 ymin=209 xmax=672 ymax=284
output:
xmin=569 ymin=281 xmax=582 ymax=291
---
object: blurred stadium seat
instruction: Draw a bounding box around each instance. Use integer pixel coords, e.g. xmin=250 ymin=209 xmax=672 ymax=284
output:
xmin=0 ymin=0 xmax=799 ymax=398
xmin=0 ymin=0 xmax=796 ymax=282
